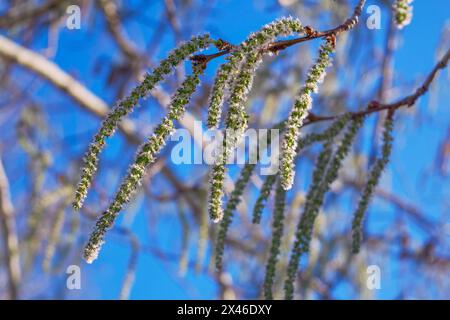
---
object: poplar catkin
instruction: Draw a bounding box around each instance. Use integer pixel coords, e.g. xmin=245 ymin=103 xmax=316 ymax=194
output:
xmin=284 ymin=116 xmax=364 ymax=299
xmin=73 ymin=34 xmax=214 ymax=210
xmin=279 ymin=39 xmax=335 ymax=191
xmin=252 ymin=175 xmax=277 ymax=224
xmin=83 ymin=65 xmax=206 ymax=264
xmin=207 ymin=17 xmax=304 ymax=129
xmin=208 ymin=17 xmax=306 ymax=223
xmin=263 ymin=179 xmax=286 ymax=300
xmin=215 ymin=164 xmax=256 ymax=271
xmin=393 ymin=0 xmax=413 ymax=29
xmin=253 ymin=114 xmax=351 ymax=224
xmin=352 ymin=113 xmax=394 ymax=254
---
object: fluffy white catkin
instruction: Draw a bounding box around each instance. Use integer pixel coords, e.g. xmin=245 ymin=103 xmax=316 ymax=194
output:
xmin=279 ymin=39 xmax=335 ymax=190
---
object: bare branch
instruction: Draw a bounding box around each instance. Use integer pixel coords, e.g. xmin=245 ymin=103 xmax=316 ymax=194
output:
xmin=0 ymin=154 xmax=21 ymax=299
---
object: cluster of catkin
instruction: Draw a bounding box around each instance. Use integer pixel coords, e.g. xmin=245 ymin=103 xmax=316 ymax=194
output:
xmin=74 ymin=9 xmax=397 ymax=300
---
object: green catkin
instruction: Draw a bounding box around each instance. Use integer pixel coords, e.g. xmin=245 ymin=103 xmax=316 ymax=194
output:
xmin=208 ymin=151 xmax=228 ymax=223
xmin=284 ymin=116 xmax=363 ymax=299
xmin=208 ymin=122 xmax=283 ymax=224
xmin=212 ymin=116 xmax=351 ymax=271
xmin=253 ymin=114 xmax=351 ymax=224
xmin=393 ymin=0 xmax=413 ymax=29
xmin=207 ymin=17 xmax=305 ymax=129
xmin=207 ymin=63 xmax=235 ymax=129
xmin=352 ymin=113 xmax=394 ymax=254
xmin=208 ymin=17 xmax=305 ymax=222
xmin=263 ymin=179 xmax=286 ymax=300
xmin=214 ymin=121 xmax=285 ymax=263
xmin=280 ymin=40 xmax=335 ymax=191
xmin=73 ymin=34 xmax=215 ymax=211
xmin=215 ymin=163 xmax=256 ymax=271
xmin=252 ymin=174 xmax=277 ymax=224
xmin=83 ymin=65 xmax=206 ymax=264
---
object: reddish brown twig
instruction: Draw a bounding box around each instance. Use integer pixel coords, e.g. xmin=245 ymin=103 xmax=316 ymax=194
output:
xmin=304 ymin=48 xmax=450 ymax=126
xmin=191 ymin=0 xmax=365 ymax=64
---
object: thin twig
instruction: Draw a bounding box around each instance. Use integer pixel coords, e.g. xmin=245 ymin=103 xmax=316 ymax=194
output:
xmin=0 ymin=0 xmax=65 ymax=28
xmin=304 ymin=49 xmax=450 ymax=126
xmin=191 ymin=0 xmax=365 ymax=64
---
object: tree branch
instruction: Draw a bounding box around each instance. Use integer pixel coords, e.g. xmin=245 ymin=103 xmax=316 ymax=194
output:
xmin=0 ymin=34 xmax=139 ymax=143
xmin=0 ymin=154 xmax=21 ymax=299
xmin=0 ymin=0 xmax=66 ymax=28
xmin=0 ymin=34 xmax=205 ymax=216
xmin=191 ymin=0 xmax=365 ymax=64
xmin=304 ymin=48 xmax=450 ymax=125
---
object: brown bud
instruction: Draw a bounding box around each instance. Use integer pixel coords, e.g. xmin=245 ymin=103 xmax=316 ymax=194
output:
xmin=304 ymin=26 xmax=315 ymax=37
xmin=190 ymin=54 xmax=207 ymax=72
xmin=368 ymin=100 xmax=380 ymax=110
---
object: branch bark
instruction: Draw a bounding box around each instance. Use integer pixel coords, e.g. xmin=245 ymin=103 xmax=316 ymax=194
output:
xmin=192 ymin=0 xmax=365 ymax=64
xmin=0 ymin=0 xmax=66 ymax=28
xmin=304 ymin=48 xmax=450 ymax=126
xmin=0 ymin=34 xmax=138 ymax=142
xmin=0 ymin=154 xmax=21 ymax=299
